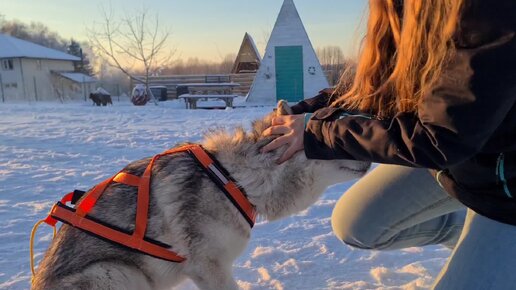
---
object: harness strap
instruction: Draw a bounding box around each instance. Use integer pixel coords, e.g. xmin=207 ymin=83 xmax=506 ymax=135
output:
xmin=50 ymin=204 xmax=185 ymax=262
xmin=76 ymin=171 xmax=143 ymax=216
xmin=187 ymin=146 xmax=256 ymax=226
xmin=113 ymin=172 xmax=141 ymax=187
xmin=160 ymin=145 xmax=256 ymax=226
xmin=76 ymin=174 xmax=117 ymax=217
xmin=135 ymin=156 xmax=154 ymax=240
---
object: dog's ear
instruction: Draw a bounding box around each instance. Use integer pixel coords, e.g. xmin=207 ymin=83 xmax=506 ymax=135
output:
xmin=276 ymin=100 xmax=293 ymax=116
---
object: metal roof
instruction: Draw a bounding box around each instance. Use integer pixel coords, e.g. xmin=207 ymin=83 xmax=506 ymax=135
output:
xmin=58 ymin=72 xmax=97 ymax=83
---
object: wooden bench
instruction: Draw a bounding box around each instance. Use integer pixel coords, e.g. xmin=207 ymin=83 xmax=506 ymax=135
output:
xmin=179 ymin=94 xmax=238 ymax=109
xmin=205 ymin=75 xmax=231 ymax=83
xmin=177 ymin=83 xmax=240 ymax=95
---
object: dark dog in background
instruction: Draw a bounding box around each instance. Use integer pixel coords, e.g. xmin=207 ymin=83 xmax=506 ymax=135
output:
xmin=89 ymin=93 xmax=113 ymax=106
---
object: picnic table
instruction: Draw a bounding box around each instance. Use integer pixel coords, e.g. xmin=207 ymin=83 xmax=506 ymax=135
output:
xmin=177 ymin=82 xmax=240 ymax=109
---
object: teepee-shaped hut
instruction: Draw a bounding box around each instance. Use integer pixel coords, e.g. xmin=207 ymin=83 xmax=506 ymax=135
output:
xmin=246 ymin=0 xmax=329 ymax=104
xmin=232 ymin=33 xmax=261 ymax=74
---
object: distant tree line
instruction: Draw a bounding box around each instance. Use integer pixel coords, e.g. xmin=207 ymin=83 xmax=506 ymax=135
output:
xmin=159 ymin=54 xmax=236 ymax=75
xmin=316 ymin=46 xmax=356 ymax=86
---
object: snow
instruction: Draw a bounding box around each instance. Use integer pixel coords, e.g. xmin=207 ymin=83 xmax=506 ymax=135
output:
xmin=0 ymin=34 xmax=80 ymax=61
xmin=58 ymin=72 xmax=97 ymax=84
xmin=248 ymin=33 xmax=262 ymax=61
xmin=0 ymin=100 xmax=451 ymax=289
xmin=94 ymin=87 xmax=111 ymax=95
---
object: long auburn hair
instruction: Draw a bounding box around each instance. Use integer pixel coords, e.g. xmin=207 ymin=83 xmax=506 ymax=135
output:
xmin=333 ymin=0 xmax=464 ymax=118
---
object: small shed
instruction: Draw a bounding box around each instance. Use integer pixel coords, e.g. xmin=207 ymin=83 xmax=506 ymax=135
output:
xmin=231 ymin=33 xmax=261 ymax=74
xmin=53 ymin=72 xmax=97 ymax=101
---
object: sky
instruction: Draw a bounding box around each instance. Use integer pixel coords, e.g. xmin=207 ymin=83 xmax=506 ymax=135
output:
xmin=0 ymin=0 xmax=367 ymax=61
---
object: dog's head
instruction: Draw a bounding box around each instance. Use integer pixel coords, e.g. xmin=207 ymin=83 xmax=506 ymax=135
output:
xmin=202 ymin=101 xmax=371 ymax=221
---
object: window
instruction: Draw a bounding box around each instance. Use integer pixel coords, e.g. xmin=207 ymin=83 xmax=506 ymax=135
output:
xmin=36 ymin=59 xmax=42 ymax=70
xmin=2 ymin=59 xmax=14 ymax=71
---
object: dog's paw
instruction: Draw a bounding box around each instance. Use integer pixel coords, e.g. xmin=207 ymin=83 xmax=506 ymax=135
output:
xmin=276 ymin=100 xmax=293 ymax=116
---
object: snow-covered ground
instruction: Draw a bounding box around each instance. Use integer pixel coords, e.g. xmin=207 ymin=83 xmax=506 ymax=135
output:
xmin=0 ymin=101 xmax=451 ymax=289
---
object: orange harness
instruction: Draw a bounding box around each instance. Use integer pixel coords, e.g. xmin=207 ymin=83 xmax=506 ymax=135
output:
xmin=31 ymin=144 xmax=256 ymax=274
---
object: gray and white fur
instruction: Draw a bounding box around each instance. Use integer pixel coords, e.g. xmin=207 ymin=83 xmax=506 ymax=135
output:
xmin=32 ymin=101 xmax=371 ymax=290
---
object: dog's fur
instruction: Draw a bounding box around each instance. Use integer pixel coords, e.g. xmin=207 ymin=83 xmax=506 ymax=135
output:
xmin=32 ymin=101 xmax=371 ymax=290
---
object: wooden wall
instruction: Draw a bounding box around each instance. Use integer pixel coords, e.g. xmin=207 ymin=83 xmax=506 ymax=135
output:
xmin=131 ymin=73 xmax=256 ymax=100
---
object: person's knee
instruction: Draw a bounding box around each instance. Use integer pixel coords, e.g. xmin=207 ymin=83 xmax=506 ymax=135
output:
xmin=331 ymin=199 xmax=385 ymax=250
xmin=331 ymin=165 xmax=419 ymax=250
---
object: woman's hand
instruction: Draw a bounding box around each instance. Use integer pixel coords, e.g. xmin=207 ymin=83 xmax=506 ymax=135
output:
xmin=261 ymin=115 xmax=305 ymax=164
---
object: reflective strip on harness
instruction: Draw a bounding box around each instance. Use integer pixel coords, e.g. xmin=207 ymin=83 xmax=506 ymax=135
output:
xmin=41 ymin=144 xmax=256 ymax=263
xmin=186 ymin=145 xmax=256 ymax=227
xmin=208 ymin=164 xmax=229 ymax=185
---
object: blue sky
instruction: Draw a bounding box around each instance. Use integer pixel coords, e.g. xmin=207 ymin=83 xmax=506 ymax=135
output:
xmin=1 ymin=0 xmax=367 ymax=60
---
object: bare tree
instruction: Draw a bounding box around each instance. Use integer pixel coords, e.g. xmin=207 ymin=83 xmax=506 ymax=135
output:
xmin=258 ymin=22 xmax=273 ymax=56
xmin=159 ymin=56 xmax=237 ymax=75
xmin=88 ymin=6 xmax=175 ymax=103
xmin=1 ymin=19 xmax=68 ymax=51
xmin=219 ymin=53 xmax=237 ymax=74
xmin=317 ymin=46 xmax=350 ymax=86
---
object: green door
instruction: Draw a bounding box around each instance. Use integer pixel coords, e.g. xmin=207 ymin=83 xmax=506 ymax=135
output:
xmin=275 ymin=46 xmax=304 ymax=102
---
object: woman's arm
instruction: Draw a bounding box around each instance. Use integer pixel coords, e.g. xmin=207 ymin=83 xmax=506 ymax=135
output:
xmin=305 ymin=29 xmax=516 ymax=169
xmin=290 ymin=88 xmax=336 ymax=114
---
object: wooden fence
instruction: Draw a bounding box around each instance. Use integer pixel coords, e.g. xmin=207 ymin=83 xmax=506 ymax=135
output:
xmin=131 ymin=73 xmax=256 ymax=100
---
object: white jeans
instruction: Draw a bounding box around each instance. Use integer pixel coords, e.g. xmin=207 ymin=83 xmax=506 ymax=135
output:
xmin=331 ymin=164 xmax=516 ymax=289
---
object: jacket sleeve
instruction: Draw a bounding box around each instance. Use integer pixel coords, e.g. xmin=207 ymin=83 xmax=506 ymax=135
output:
xmin=304 ymin=1 xmax=516 ymax=169
xmin=290 ymin=88 xmax=336 ymax=114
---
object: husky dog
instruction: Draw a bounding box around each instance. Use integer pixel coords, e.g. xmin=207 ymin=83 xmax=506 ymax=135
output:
xmin=32 ymin=101 xmax=371 ymax=290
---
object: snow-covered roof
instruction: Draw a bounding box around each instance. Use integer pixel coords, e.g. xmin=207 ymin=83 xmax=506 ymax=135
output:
xmin=0 ymin=34 xmax=80 ymax=61
xmin=248 ymin=34 xmax=261 ymax=60
xmin=95 ymin=87 xmax=111 ymax=95
xmin=58 ymin=72 xmax=97 ymax=83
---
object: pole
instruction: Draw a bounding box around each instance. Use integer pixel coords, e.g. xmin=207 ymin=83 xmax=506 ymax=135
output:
xmin=19 ymin=59 xmax=27 ymax=101
xmin=33 ymin=76 xmax=38 ymax=101
xmin=0 ymin=73 xmax=4 ymax=103
xmin=83 ymin=75 xmax=86 ymax=102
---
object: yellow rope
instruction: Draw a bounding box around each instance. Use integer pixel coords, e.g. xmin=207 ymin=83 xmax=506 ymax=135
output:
xmin=30 ymin=220 xmax=56 ymax=279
